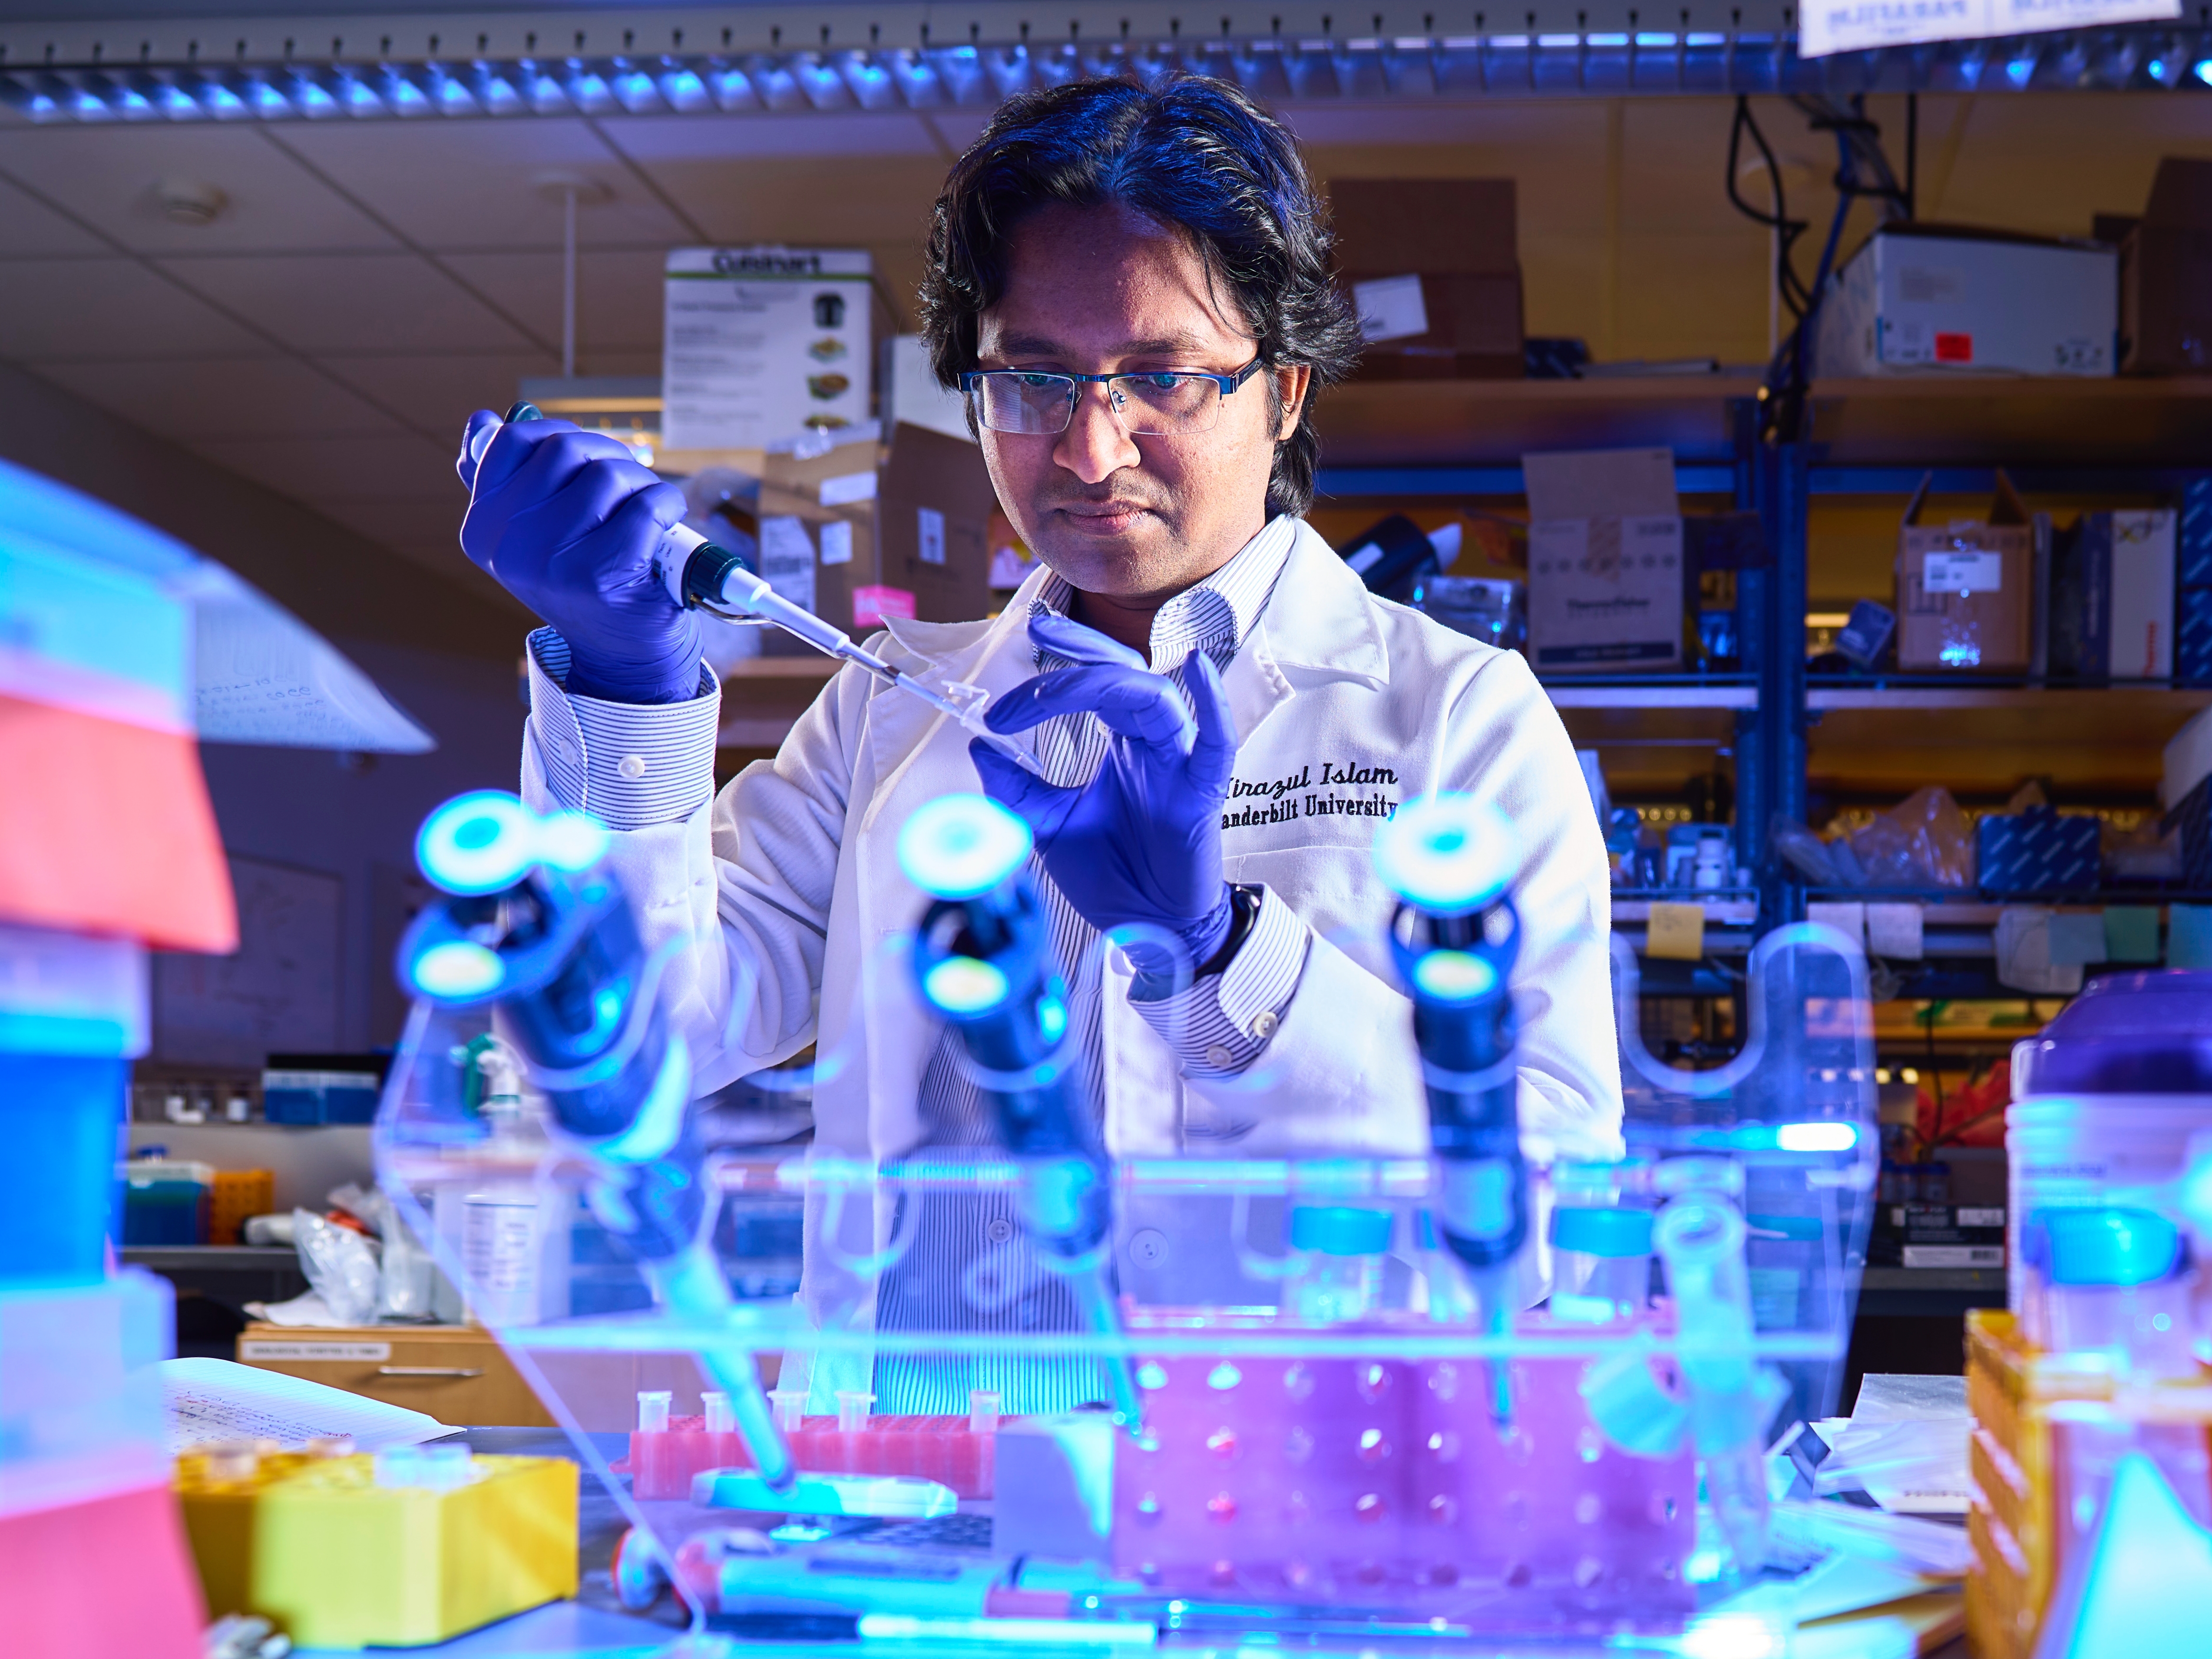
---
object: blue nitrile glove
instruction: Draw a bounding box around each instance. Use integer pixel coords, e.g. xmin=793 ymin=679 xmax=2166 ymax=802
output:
xmin=455 ymin=409 xmax=704 ymax=704
xmin=970 ymin=612 xmax=1238 ymax=983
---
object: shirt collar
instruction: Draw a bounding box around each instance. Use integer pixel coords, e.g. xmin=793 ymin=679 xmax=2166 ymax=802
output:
xmin=1032 ymin=513 xmax=1299 ymax=670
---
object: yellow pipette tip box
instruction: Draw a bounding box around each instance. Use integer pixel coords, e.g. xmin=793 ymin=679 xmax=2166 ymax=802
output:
xmin=177 ymin=1447 xmax=578 ymax=1649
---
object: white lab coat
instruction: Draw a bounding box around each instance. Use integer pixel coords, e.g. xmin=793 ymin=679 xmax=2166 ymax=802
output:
xmin=521 ymin=518 xmax=1621 ymax=1387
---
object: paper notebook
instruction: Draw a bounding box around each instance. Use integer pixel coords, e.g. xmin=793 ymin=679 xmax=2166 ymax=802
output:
xmin=159 ymin=1357 xmax=450 ymax=1455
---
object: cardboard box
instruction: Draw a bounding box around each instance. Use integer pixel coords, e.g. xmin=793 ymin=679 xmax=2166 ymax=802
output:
xmin=1974 ymin=808 xmax=2101 ymax=896
xmin=1332 ymin=178 xmax=1523 ymax=380
xmin=1523 ymin=447 xmax=1684 ymax=672
xmin=754 ymin=421 xmax=1000 ymax=641
xmin=2050 ymin=509 xmax=2176 ymax=682
xmin=876 ymin=422 xmax=999 ymax=625
xmin=1895 ymin=472 xmax=2035 ymax=673
xmin=2120 ymin=158 xmax=2212 ymax=375
xmin=1812 ymin=224 xmax=2116 ymax=377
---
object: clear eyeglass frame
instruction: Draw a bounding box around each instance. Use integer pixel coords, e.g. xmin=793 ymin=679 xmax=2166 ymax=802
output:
xmin=958 ymin=356 xmax=1267 ymax=437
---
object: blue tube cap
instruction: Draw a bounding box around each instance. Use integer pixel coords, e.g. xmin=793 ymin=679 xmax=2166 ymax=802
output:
xmin=2025 ymin=1207 xmax=2186 ymax=1287
xmin=1550 ymin=1205 xmax=1655 ymax=1259
xmin=1290 ymin=1205 xmax=1393 ymax=1256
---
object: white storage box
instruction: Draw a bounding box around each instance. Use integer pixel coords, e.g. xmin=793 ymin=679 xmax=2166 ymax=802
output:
xmin=1813 ymin=226 xmax=2116 ymax=377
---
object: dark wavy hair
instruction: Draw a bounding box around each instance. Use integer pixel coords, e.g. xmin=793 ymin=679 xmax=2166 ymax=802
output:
xmin=918 ymin=73 xmax=1362 ymax=520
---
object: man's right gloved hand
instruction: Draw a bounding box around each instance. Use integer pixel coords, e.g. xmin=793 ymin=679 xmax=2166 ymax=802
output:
xmin=455 ymin=410 xmax=704 ymax=704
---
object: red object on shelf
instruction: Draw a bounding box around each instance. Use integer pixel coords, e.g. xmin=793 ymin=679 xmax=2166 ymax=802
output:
xmin=619 ymin=1414 xmax=1003 ymax=1501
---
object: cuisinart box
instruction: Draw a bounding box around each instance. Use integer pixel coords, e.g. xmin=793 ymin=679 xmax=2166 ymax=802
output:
xmin=1812 ymin=224 xmax=2116 ymax=377
xmin=1524 ymin=447 xmax=1683 ymax=672
xmin=662 ymin=246 xmax=876 ymax=451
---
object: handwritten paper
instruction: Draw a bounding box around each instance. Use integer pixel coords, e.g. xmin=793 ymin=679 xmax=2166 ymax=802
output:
xmin=160 ymin=1357 xmax=448 ymax=1455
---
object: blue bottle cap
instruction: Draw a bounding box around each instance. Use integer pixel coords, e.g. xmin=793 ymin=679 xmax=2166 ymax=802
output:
xmin=2025 ymin=1207 xmax=2186 ymax=1287
xmin=2018 ymin=970 xmax=2212 ymax=1094
xmin=1549 ymin=1205 xmax=1655 ymax=1259
xmin=1289 ymin=1205 xmax=1393 ymax=1256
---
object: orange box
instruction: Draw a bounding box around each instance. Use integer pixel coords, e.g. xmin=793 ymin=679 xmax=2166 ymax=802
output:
xmin=207 ymin=1170 xmax=274 ymax=1247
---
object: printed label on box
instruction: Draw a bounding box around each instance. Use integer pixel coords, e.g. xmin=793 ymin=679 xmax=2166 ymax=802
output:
xmin=1957 ymin=1208 xmax=2006 ymax=1229
xmin=759 ymin=515 xmax=817 ymax=614
xmin=1923 ymin=550 xmax=2004 ymax=594
xmin=1352 ymin=273 xmax=1429 ymax=344
xmin=819 ymin=521 xmax=854 ymax=566
xmin=916 ymin=506 xmax=947 ymax=566
xmin=1934 ymin=331 xmax=1974 ymax=363
xmin=238 ymin=1341 xmax=392 ymax=1362
xmin=819 ymin=470 xmax=877 ymax=507
xmin=1901 ymin=1245 xmax=2005 ymax=1269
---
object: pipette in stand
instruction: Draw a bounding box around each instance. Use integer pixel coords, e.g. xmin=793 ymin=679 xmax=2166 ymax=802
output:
xmin=900 ymin=795 xmax=1147 ymax=1432
xmin=476 ymin=403 xmax=1041 ymax=777
xmin=1376 ymin=795 xmax=1532 ymax=1427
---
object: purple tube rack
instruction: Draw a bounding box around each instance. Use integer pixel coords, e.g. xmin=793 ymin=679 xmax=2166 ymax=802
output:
xmin=1113 ymin=1324 xmax=1697 ymax=1632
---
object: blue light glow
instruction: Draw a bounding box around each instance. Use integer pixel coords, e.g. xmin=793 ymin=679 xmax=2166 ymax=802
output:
xmin=612 ymin=67 xmax=660 ymax=110
xmin=416 ymin=790 xmax=537 ymax=896
xmin=1411 ymin=948 xmax=1498 ymax=1002
xmin=2196 ymin=58 xmax=2212 ymax=86
xmin=412 ymin=939 xmax=503 ymax=999
xmin=658 ymin=69 xmax=710 ymax=110
xmin=566 ymin=65 xmax=613 ymax=112
xmin=248 ymin=78 xmax=291 ymax=116
xmin=290 ymin=75 xmax=337 ymax=116
xmin=200 ymin=80 xmax=247 ymax=118
xmin=1374 ymin=793 xmax=1514 ymax=915
xmin=383 ymin=71 xmax=429 ymax=114
xmin=897 ymin=793 xmax=1032 ymax=899
xmin=922 ymin=956 xmax=1010 ymax=1014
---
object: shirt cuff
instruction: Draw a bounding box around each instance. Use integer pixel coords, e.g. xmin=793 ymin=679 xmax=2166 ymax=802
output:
xmin=1131 ymin=885 xmax=1309 ymax=1080
xmin=525 ymin=627 xmax=721 ymax=830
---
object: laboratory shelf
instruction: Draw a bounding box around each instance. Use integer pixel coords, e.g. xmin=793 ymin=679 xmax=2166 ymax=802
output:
xmin=119 ymin=1245 xmax=300 ymax=1272
xmin=1311 ymin=375 xmax=2212 ymax=487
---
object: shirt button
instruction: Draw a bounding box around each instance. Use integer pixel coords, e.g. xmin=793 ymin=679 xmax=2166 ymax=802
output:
xmin=1250 ymin=1011 xmax=1280 ymax=1041
xmin=1205 ymin=1044 xmax=1236 ymax=1071
xmin=617 ymin=754 xmax=648 ymax=780
xmin=985 ymin=1217 xmax=1014 ymax=1244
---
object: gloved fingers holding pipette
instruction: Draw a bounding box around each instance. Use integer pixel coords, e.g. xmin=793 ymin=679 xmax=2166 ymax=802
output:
xmin=453 ymin=410 xmax=704 ymax=705
xmin=970 ymin=611 xmax=1239 ymax=985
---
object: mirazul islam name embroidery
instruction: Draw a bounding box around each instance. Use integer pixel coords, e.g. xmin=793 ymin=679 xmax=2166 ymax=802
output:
xmin=1221 ymin=761 xmax=1400 ymax=829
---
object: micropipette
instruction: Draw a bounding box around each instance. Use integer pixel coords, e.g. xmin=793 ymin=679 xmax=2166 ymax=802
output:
xmin=476 ymin=403 xmax=1041 ymax=776
xmin=1375 ymin=795 xmax=1531 ymax=1427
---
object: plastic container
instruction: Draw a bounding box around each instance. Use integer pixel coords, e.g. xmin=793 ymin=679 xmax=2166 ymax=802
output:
xmin=1547 ymin=1205 xmax=1654 ymax=1323
xmin=2007 ymin=970 xmax=2212 ymax=1311
xmin=117 ymin=1157 xmax=213 ymax=1246
xmin=1282 ymin=1205 xmax=1392 ymax=1325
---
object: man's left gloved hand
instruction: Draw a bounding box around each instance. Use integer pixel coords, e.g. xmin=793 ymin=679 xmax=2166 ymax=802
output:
xmin=968 ymin=613 xmax=1238 ymax=982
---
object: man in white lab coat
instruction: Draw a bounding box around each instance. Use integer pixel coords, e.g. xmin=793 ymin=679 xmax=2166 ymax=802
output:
xmin=454 ymin=74 xmax=1620 ymax=1406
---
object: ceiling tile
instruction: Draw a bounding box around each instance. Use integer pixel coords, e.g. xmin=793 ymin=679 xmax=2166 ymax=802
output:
xmin=0 ymin=258 xmax=269 ymax=360
xmin=192 ymin=431 xmax=459 ymax=506
xmin=438 ymin=247 xmax=667 ymax=354
xmin=155 ymin=253 xmax=540 ymax=354
xmin=268 ymin=119 xmax=695 ymax=250
xmin=31 ymin=357 xmax=404 ymax=442
xmin=0 ymin=172 xmax=107 ymax=254
xmin=316 ymin=350 xmax=558 ymax=449
xmin=616 ymin=150 xmax=944 ymax=248
xmin=0 ymin=126 xmax=399 ymax=254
